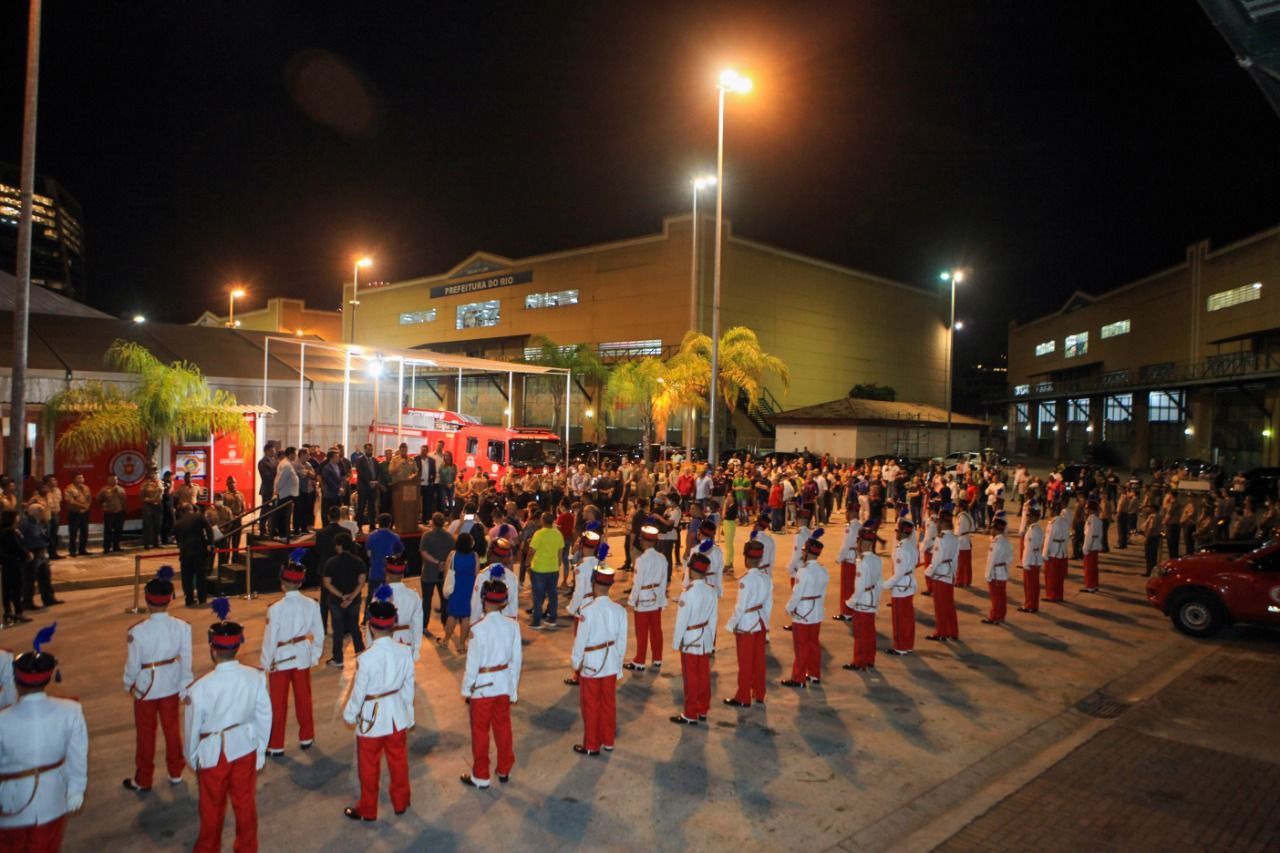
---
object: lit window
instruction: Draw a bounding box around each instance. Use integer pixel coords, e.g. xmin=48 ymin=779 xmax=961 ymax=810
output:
xmin=597 ymin=339 xmax=663 ymax=357
xmin=1104 ymin=393 xmax=1132 ymax=422
xmin=523 ymin=344 xmax=576 ymax=360
xmin=1206 ymin=283 xmax=1262 ymax=312
xmin=1100 ymin=319 xmax=1130 ymax=339
xmin=1035 ymin=340 xmax=1055 ymax=356
xmin=1067 ymin=398 xmax=1089 ymax=423
xmin=399 ymin=309 xmax=437 ymax=326
xmin=1149 ymin=391 xmax=1183 ymax=423
xmin=1064 ymin=332 xmax=1088 ymax=358
xmin=524 ymin=289 xmax=579 ymax=310
xmin=456 ymin=300 xmax=501 ymax=330
xmin=1014 ymin=403 xmax=1029 ymax=425
xmin=1014 ymin=384 xmax=1029 ymax=396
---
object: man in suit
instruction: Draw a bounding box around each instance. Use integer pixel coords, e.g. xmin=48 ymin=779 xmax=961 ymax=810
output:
xmin=352 ymin=443 xmax=380 ymax=533
xmin=257 ymin=442 xmax=277 ymax=536
xmin=416 ymin=444 xmax=437 ymax=524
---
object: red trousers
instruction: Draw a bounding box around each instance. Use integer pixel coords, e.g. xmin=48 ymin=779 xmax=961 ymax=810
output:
xmin=988 ymin=579 xmax=1007 ymax=622
xmin=469 ymin=695 xmax=515 ymax=781
xmin=1023 ymin=567 xmax=1041 ymax=610
xmin=931 ymin=582 xmax=959 ymax=639
xmin=1083 ymin=551 xmax=1099 ymax=588
xmin=851 ymin=611 xmax=876 ymax=667
xmin=891 ymin=595 xmax=915 ymax=651
xmin=134 ymin=693 xmax=184 ymax=788
xmin=731 ymin=630 xmax=766 ymax=704
xmin=0 ymin=817 xmax=66 ymax=853
xmin=632 ymin=609 xmax=663 ymax=665
xmin=839 ymin=561 xmax=856 ymax=616
xmin=579 ymin=674 xmax=617 ymax=750
xmin=355 ymin=729 xmax=410 ymax=819
xmin=196 ymin=751 xmax=257 ymax=853
xmin=923 ymin=551 xmax=934 ymax=594
xmin=267 ymin=668 xmax=315 ymax=750
xmin=1044 ymin=556 xmax=1067 ymax=600
xmin=957 ymin=549 xmax=973 ymax=587
xmin=789 ymin=622 xmax=822 ymax=680
xmin=679 ymin=652 xmax=712 ymax=718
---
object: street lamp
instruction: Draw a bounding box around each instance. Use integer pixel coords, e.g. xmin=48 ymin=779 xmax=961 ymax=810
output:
xmin=350 ymin=256 xmax=373 ymax=342
xmin=940 ymin=269 xmax=967 ymax=455
xmin=227 ymin=286 xmax=245 ymax=328
xmin=708 ymin=67 xmax=752 ymax=467
xmin=688 ymin=173 xmax=716 ymax=456
xmin=132 ymin=314 xmax=146 ymax=324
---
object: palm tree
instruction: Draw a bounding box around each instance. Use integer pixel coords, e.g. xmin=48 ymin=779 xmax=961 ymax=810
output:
xmin=519 ymin=335 xmax=610 ymax=433
xmin=675 ymin=326 xmax=790 ymax=446
xmin=43 ymin=339 xmax=253 ymax=462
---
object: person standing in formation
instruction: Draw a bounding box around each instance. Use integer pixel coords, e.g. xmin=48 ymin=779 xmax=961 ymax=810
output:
xmin=260 ymin=552 xmax=324 ymax=758
xmin=1081 ymin=500 xmax=1103 ymax=593
xmin=1043 ymin=502 xmax=1071 ymax=602
xmin=844 ymin=527 xmax=883 ymax=671
xmin=379 ymin=555 xmax=424 ymax=661
xmin=833 ymin=512 xmax=862 ymax=623
xmin=185 ymin=599 xmax=272 ymax=853
xmin=919 ymin=499 xmax=939 ymax=597
xmin=471 ymin=538 xmax=518 ymax=624
xmin=564 ymin=531 xmax=603 ymax=687
xmin=1019 ymin=503 xmax=1044 ymax=613
xmin=982 ymin=514 xmax=1013 ymax=625
xmin=954 ymin=497 xmax=975 ymax=588
xmin=781 ymin=529 xmax=828 ymax=688
xmin=751 ymin=513 xmax=777 ymax=578
xmin=122 ymin=566 xmax=192 ymax=792
xmin=461 ymin=577 xmax=522 ymax=789
xmin=624 ymin=521 xmax=667 ymax=673
xmin=343 ymin=586 xmax=415 ymax=822
xmin=0 ymin=625 xmax=88 ymax=852
xmin=926 ymin=508 xmax=960 ymax=641
xmin=724 ymin=534 xmax=772 ymax=707
xmin=882 ymin=517 xmax=918 ymax=655
xmin=570 ymin=562 xmax=627 ymax=753
xmin=671 ymin=550 xmax=718 ymax=724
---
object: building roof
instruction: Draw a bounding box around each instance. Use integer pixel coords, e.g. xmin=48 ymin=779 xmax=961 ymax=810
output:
xmin=0 ymin=271 xmax=111 ymax=319
xmin=769 ymin=397 xmax=987 ymax=428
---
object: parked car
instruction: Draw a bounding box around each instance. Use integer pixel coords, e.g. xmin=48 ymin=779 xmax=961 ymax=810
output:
xmin=1145 ymin=540 xmax=1280 ymax=636
xmin=929 ymin=450 xmax=982 ymax=468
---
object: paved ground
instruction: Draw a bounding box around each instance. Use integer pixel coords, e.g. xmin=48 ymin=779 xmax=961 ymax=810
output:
xmin=3 ymin=510 xmax=1271 ymax=852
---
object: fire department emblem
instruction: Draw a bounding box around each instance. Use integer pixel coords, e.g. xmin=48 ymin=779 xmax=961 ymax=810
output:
xmin=110 ymin=450 xmax=148 ymax=486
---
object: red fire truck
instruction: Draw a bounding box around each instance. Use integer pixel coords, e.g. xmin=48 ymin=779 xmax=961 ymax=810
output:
xmin=368 ymin=408 xmax=563 ymax=480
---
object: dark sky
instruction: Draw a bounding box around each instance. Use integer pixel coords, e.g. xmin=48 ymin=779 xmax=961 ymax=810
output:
xmin=3 ymin=1 xmax=1279 ymax=368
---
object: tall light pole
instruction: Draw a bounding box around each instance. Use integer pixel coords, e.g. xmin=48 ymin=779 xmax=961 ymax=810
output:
xmin=7 ymin=0 xmax=41 ymax=502
xmin=349 ymin=256 xmax=372 ymax=342
xmin=687 ymin=173 xmax=715 ymax=457
xmin=708 ymin=68 xmax=752 ymax=467
xmin=940 ymin=269 xmax=966 ymax=455
xmin=227 ymin=286 xmax=245 ymax=328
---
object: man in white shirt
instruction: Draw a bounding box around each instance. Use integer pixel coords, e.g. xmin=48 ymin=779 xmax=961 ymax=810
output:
xmin=570 ymin=565 xmax=628 ymax=754
xmin=1082 ymin=500 xmax=1103 ymax=593
xmin=723 ymin=536 xmax=772 ymax=707
xmin=1019 ymin=503 xmax=1045 ymax=613
xmin=671 ymin=552 xmax=718 ymax=724
xmin=461 ymin=577 xmax=522 ymax=788
xmin=261 ymin=555 xmax=325 ymax=757
xmin=625 ymin=524 xmax=667 ymax=672
xmin=982 ymin=514 xmax=1014 ymax=625
xmin=843 ymin=527 xmax=883 ymax=671
xmin=781 ymin=530 xmax=829 ymax=687
xmin=272 ymin=445 xmax=301 ymax=538
xmin=882 ymin=518 xmax=919 ymax=655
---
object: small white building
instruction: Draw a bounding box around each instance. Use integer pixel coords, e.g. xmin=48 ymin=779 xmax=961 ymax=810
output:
xmin=769 ymin=397 xmax=986 ymax=461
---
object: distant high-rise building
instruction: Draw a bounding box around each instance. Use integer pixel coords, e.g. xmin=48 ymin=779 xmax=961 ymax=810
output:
xmin=0 ymin=161 xmax=87 ymax=301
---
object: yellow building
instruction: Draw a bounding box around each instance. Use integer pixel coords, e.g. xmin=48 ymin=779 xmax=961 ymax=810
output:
xmin=1005 ymin=224 xmax=1280 ymax=470
xmin=194 ymin=296 xmax=342 ymax=341
xmin=342 ymin=214 xmax=949 ymax=445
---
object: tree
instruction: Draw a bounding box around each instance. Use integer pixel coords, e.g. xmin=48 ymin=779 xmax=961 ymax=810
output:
xmin=674 ymin=327 xmax=790 ymax=444
xmin=518 ymin=336 xmax=609 ymax=433
xmin=605 ymin=358 xmax=665 ymax=457
xmin=43 ymin=339 xmax=253 ymax=462
xmin=849 ymin=383 xmax=896 ymax=401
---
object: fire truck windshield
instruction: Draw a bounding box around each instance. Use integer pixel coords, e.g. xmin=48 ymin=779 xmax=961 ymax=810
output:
xmin=509 ymin=438 xmax=560 ymax=467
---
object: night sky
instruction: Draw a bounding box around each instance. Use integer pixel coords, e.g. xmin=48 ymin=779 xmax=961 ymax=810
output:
xmin=3 ymin=1 xmax=1280 ymax=369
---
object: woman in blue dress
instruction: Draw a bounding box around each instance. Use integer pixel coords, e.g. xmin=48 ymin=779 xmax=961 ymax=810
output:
xmin=441 ymin=532 xmax=478 ymax=651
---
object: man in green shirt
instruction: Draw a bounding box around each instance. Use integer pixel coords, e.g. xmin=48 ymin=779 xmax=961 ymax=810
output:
xmin=527 ymin=512 xmax=565 ymax=628
xmin=733 ymin=471 xmax=752 ymax=510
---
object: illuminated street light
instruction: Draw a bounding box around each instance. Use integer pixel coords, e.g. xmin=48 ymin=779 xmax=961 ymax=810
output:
xmin=227 ymin=286 xmax=246 ymax=328
xmin=349 ymin=256 xmax=373 ymax=342
xmin=132 ymin=314 xmax=145 ymax=324
xmin=941 ymin=268 xmax=968 ymax=454
xmin=708 ymin=68 xmax=753 ymax=466
xmin=687 ymin=171 xmax=716 ymax=456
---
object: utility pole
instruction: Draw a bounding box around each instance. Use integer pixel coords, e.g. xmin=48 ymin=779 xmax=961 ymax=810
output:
xmin=8 ymin=0 xmax=42 ymax=501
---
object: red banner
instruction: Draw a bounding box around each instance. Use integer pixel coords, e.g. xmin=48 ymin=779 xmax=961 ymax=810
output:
xmin=213 ymin=413 xmax=257 ymax=508
xmin=53 ymin=423 xmax=150 ymax=521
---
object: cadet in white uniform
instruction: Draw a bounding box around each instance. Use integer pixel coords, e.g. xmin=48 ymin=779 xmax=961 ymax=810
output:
xmin=571 ymin=565 xmax=628 ymax=754
xmin=344 ymin=586 xmax=416 ymax=822
xmin=380 ymin=555 xmax=425 ymax=659
xmin=1082 ymin=500 xmax=1103 ymax=592
xmin=926 ymin=509 xmax=960 ymax=641
xmin=782 ymin=529 xmax=829 ymax=687
xmin=625 ymin=523 xmax=667 ymax=672
xmin=834 ymin=515 xmax=863 ymax=621
xmin=883 ymin=518 xmax=919 ymax=654
xmin=0 ymin=625 xmax=88 ymax=852
xmin=461 ymin=576 xmax=523 ymax=789
xmin=470 ymin=539 xmax=519 ymax=622
xmin=261 ymin=556 xmax=324 ymax=757
xmin=1043 ymin=503 xmax=1071 ymax=602
xmin=672 ymin=552 xmax=718 ymax=724
xmin=123 ymin=566 xmax=192 ymax=791
xmin=982 ymin=514 xmax=1013 ymax=624
xmin=843 ymin=527 xmax=883 ymax=671
xmin=724 ymin=535 xmax=772 ymax=707
xmin=1019 ymin=503 xmax=1045 ymax=612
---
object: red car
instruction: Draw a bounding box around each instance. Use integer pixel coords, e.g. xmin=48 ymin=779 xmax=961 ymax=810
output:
xmin=1146 ymin=541 xmax=1280 ymax=636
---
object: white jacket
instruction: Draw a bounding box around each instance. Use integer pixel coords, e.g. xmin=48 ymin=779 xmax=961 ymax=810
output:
xmin=124 ymin=612 xmax=193 ymax=701
xmin=343 ymin=637 xmax=415 ymax=738
xmin=956 ymin=511 xmax=974 ymax=550
xmin=1023 ymin=522 xmax=1045 ymax=568
xmin=920 ymin=519 xmax=938 ymax=562
xmin=673 ymin=580 xmax=718 ymax=654
xmin=183 ymin=661 xmax=272 ymax=770
xmin=683 ymin=543 xmax=725 ymax=598
xmin=725 ymin=568 xmax=772 ymax=634
xmin=469 ymin=564 xmax=519 ymax=623
xmin=0 ymin=693 xmax=89 ymax=827
xmin=986 ymin=535 xmax=1014 ymax=582
xmin=0 ymin=652 xmax=12 ymax=711
xmin=1044 ymin=513 xmax=1070 ymax=559
xmin=848 ymin=552 xmax=883 ymax=613
xmin=836 ymin=521 xmax=862 ymax=563
xmin=928 ymin=532 xmax=959 ymax=584
xmin=571 ymin=596 xmax=629 ymax=678
xmin=628 ymin=549 xmax=668 ymax=613
xmin=261 ymin=591 xmax=324 ymax=672
xmin=786 ymin=559 xmax=829 ymax=624
xmin=568 ymin=557 xmax=598 ymax=617
xmin=1084 ymin=515 xmax=1103 ymax=553
xmin=786 ymin=527 xmax=811 ymax=579
xmin=883 ymin=538 xmax=919 ymax=598
xmin=366 ymin=583 xmax=424 ymax=661
xmin=462 ymin=613 xmax=522 ymax=701
xmin=754 ymin=529 xmax=777 ymax=571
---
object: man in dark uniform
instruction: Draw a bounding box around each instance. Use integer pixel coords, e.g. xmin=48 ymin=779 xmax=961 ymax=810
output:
xmin=174 ymin=505 xmax=215 ymax=606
